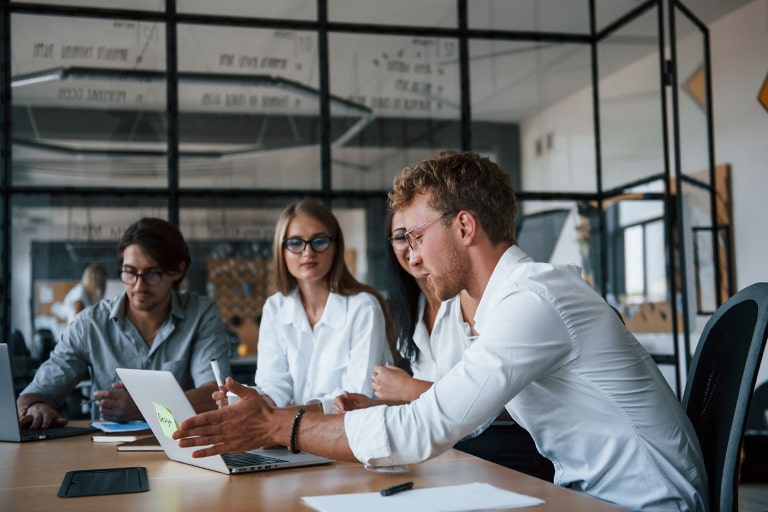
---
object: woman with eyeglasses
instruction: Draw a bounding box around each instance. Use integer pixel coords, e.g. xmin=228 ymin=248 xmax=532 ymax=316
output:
xmin=335 ymin=208 xmax=554 ymax=481
xmin=232 ymin=199 xmax=395 ymax=417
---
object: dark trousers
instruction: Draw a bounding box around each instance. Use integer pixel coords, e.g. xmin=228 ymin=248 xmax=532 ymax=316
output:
xmin=453 ymin=422 xmax=555 ymax=482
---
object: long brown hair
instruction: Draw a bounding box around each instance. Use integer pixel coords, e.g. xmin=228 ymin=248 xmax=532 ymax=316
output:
xmin=272 ymin=199 xmax=400 ymax=363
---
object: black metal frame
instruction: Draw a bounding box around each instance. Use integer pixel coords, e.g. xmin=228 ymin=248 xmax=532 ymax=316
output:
xmin=0 ymin=0 xmax=723 ymax=395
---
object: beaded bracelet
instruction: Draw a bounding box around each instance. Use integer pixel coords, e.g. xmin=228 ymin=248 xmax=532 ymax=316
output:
xmin=289 ymin=408 xmax=306 ymax=454
xmin=19 ymin=400 xmax=46 ymax=417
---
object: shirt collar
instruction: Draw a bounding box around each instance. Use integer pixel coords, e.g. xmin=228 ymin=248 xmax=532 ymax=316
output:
xmin=277 ymin=288 xmax=346 ymax=330
xmin=474 ymin=245 xmax=531 ymax=334
xmin=109 ymin=289 xmax=183 ymax=324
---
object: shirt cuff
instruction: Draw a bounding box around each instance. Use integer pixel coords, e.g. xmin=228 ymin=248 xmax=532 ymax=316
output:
xmin=344 ymin=405 xmax=394 ymax=467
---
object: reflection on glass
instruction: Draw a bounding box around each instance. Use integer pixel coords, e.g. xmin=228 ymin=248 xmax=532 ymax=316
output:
xmin=682 ymin=182 xmax=717 ymax=316
xmin=644 ymin=220 xmax=666 ymax=302
xmin=177 ymin=24 xmax=321 ymax=189
xmin=179 ymin=0 xmax=315 ymax=18
xmin=469 ymin=0 xmax=590 ymax=33
xmin=10 ymin=0 xmax=164 ymax=10
xmin=675 ymin=13 xmax=710 ymax=182
xmin=472 ymin=40 xmax=595 ymax=192
xmin=328 ymin=33 xmax=461 ymax=190
xmin=329 ymin=0 xmax=456 ymax=27
xmin=11 ymin=14 xmax=167 ymax=187
xmin=597 ymin=6 xmax=664 ymax=190
xmin=624 ymin=224 xmax=645 ymax=302
xmin=611 ymin=196 xmax=667 ymax=305
xmin=517 ymin=201 xmax=578 ymax=264
xmin=11 ymin=204 xmax=167 ymax=347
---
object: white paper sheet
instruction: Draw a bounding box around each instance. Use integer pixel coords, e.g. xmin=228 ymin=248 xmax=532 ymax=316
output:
xmin=301 ymin=482 xmax=544 ymax=512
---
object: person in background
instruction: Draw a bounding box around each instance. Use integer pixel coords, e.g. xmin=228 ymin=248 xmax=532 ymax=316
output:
xmin=60 ymin=262 xmax=108 ymax=324
xmin=175 ymin=152 xmax=707 ymax=512
xmin=18 ymin=217 xmax=230 ymax=427
xmin=216 ymin=199 xmax=393 ymax=415
xmin=334 ymin=208 xmax=554 ymax=481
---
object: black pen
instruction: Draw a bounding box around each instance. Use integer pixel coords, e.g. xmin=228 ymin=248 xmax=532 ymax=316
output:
xmin=379 ymin=481 xmax=414 ymax=496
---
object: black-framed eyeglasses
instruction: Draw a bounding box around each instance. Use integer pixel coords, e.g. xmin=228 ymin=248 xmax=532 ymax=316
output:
xmin=283 ymin=236 xmax=334 ymax=254
xmin=388 ymin=229 xmax=409 ymax=251
xmin=119 ymin=268 xmax=172 ymax=286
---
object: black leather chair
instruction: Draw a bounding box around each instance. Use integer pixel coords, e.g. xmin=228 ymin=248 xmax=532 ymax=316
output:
xmin=682 ymin=282 xmax=768 ymax=512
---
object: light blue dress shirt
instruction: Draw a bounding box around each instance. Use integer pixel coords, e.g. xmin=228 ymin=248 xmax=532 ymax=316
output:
xmin=23 ymin=290 xmax=231 ymax=409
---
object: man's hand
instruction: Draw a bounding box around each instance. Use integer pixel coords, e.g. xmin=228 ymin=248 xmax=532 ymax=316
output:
xmin=333 ymin=391 xmax=376 ymax=413
xmin=173 ymin=377 xmax=279 ymax=458
xmin=18 ymin=401 xmax=68 ymax=430
xmin=93 ymin=381 xmax=141 ymax=422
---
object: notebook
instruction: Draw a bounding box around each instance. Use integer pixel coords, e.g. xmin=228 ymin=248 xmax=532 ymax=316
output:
xmin=0 ymin=343 xmax=97 ymax=442
xmin=116 ymin=368 xmax=335 ymax=474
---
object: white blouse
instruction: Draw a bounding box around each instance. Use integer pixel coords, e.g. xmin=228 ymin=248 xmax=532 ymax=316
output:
xmin=409 ymin=293 xmax=474 ymax=382
xmin=255 ymin=288 xmax=392 ymax=413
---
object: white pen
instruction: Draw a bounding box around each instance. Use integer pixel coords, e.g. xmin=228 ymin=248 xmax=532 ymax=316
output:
xmin=210 ymin=358 xmax=225 ymax=387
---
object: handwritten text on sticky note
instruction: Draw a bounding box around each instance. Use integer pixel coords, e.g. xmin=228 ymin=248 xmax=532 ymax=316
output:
xmin=152 ymin=401 xmax=179 ymax=439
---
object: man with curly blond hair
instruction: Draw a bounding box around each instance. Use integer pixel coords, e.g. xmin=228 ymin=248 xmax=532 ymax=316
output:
xmin=176 ymin=151 xmax=707 ymax=512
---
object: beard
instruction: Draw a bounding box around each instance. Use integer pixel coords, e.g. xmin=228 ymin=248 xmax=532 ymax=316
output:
xmin=428 ymin=237 xmax=468 ymax=301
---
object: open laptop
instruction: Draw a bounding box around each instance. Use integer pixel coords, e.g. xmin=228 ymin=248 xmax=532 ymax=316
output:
xmin=0 ymin=343 xmax=96 ymax=442
xmin=116 ymin=367 xmax=334 ymax=474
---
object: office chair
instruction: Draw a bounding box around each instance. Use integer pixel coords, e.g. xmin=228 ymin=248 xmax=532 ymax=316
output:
xmin=682 ymin=282 xmax=768 ymax=512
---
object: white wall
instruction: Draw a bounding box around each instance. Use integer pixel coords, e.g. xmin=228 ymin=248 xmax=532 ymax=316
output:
xmin=709 ymin=0 xmax=768 ymax=386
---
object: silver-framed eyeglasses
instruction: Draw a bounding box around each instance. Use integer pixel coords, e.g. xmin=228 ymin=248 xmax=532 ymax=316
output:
xmin=119 ymin=268 xmax=172 ymax=286
xmin=404 ymin=216 xmax=444 ymax=251
xmin=388 ymin=229 xmax=409 ymax=251
xmin=283 ymin=236 xmax=334 ymax=254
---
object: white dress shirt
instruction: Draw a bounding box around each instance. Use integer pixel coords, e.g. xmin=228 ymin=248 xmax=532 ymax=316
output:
xmin=345 ymin=246 xmax=707 ymax=512
xmin=409 ymin=294 xmax=474 ymax=382
xmin=256 ymin=288 xmax=392 ymax=413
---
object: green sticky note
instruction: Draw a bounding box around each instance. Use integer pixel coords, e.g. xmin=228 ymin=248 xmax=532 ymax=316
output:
xmin=152 ymin=401 xmax=179 ymax=439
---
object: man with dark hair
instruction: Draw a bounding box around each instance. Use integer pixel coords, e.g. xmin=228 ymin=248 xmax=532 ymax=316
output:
xmin=18 ymin=217 xmax=230 ymax=428
xmin=174 ymin=152 xmax=707 ymax=511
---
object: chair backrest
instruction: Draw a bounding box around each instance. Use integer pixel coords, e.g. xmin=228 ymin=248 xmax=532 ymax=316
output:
xmin=682 ymin=282 xmax=768 ymax=512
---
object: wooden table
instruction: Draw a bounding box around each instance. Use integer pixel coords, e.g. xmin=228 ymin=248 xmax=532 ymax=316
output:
xmin=0 ymin=422 xmax=627 ymax=512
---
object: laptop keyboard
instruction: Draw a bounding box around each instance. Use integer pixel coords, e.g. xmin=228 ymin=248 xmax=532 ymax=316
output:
xmin=222 ymin=451 xmax=289 ymax=468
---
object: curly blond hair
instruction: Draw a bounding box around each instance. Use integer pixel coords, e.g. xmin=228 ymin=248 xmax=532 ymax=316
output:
xmin=388 ymin=150 xmax=517 ymax=245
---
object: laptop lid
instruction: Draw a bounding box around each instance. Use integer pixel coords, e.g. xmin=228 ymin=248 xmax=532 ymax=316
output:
xmin=0 ymin=343 xmax=95 ymax=442
xmin=116 ymin=367 xmax=334 ymax=474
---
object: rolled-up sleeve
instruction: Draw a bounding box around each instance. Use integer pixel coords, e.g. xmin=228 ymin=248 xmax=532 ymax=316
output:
xmin=345 ymin=404 xmax=393 ymax=466
xmin=345 ymin=289 xmax=572 ymax=468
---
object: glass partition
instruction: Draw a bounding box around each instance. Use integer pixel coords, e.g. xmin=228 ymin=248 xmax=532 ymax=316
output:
xmin=177 ymin=24 xmax=321 ymax=189
xmin=469 ymin=0 xmax=591 ymax=33
xmin=0 ymin=1 xmax=722 ymax=396
xmin=11 ymin=14 xmax=167 ymax=187
xmin=472 ymin=39 xmax=595 ymax=192
xmin=597 ymin=4 xmax=665 ymax=191
xmin=328 ymin=0 xmax=456 ymax=28
xmin=179 ymin=201 xmax=370 ymax=358
xmin=11 ymin=198 xmax=167 ymax=355
xmin=11 ymin=0 xmax=164 ymax=10
xmin=179 ymin=0 xmax=315 ymax=19
xmin=675 ymin=14 xmax=710 ymax=182
xmin=328 ymin=33 xmax=462 ymax=190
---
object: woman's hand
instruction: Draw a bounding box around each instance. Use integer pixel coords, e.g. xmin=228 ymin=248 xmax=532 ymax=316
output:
xmin=372 ymin=363 xmax=431 ymax=402
xmin=333 ymin=391 xmax=376 ymax=413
